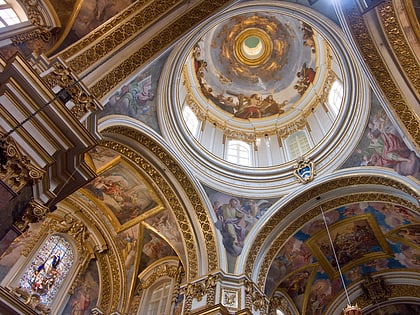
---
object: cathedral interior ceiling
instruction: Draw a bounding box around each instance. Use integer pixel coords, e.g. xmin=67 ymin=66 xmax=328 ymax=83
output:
xmin=0 ymin=0 xmax=419 ymax=313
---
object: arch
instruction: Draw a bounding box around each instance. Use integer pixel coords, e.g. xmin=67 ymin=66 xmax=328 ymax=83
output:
xmin=98 ymin=117 xmax=220 ymax=278
xmin=242 ymin=168 xmax=419 ymax=283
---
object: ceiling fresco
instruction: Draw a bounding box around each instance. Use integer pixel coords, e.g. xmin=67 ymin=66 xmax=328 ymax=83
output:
xmin=190 ymin=12 xmax=318 ymax=120
xmin=265 ymin=201 xmax=420 ymax=314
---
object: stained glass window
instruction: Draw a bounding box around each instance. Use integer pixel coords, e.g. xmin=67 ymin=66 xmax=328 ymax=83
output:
xmin=18 ymin=235 xmax=74 ymax=307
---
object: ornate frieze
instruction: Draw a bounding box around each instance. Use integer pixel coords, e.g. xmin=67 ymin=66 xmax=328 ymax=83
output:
xmin=63 ymin=0 xmax=183 ymax=74
xmin=354 ymin=283 xmax=420 ymax=308
xmin=10 ymin=0 xmax=54 ymax=45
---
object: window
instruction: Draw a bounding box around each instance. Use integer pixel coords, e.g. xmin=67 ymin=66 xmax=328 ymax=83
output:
xmin=182 ymin=105 xmax=199 ymax=137
xmin=286 ymin=131 xmax=310 ymax=160
xmin=327 ymin=80 xmax=343 ymax=116
xmin=226 ymin=139 xmax=251 ymax=166
xmin=0 ymin=0 xmax=27 ymax=28
xmin=142 ymin=279 xmax=173 ymax=315
xmin=18 ymin=235 xmax=74 ymax=307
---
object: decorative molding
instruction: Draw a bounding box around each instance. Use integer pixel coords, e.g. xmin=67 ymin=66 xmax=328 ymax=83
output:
xmin=377 ymin=1 xmax=420 ymax=97
xmin=244 ymin=279 xmax=268 ymax=312
xmin=10 ymin=0 xmax=55 ymax=44
xmin=48 ymin=214 xmax=89 ymax=253
xmin=361 ymin=276 xmax=390 ymax=304
xmin=90 ymin=0 xmax=233 ymax=100
xmin=0 ymin=136 xmax=44 ymax=193
xmin=342 ymin=1 xmax=420 ymax=149
xmin=139 ymin=263 xmax=182 ymax=290
xmin=42 ymin=63 xmax=101 ymax=120
xmin=354 ymin=283 xmax=420 ymax=308
xmin=101 ymin=126 xmax=219 ymax=276
xmin=63 ymin=0 xmax=183 ymax=74
xmin=184 ymin=274 xmax=220 ymax=314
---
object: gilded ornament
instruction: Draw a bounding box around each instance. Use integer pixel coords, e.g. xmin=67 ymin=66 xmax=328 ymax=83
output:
xmin=343 ymin=1 xmax=420 ymax=149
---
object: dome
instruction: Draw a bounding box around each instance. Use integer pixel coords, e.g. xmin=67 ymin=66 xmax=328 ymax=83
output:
xmin=159 ymin=1 xmax=369 ymax=195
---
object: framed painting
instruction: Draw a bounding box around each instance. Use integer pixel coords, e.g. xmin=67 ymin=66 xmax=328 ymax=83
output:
xmin=306 ymin=214 xmax=392 ymax=278
xmin=83 ymin=158 xmax=163 ymax=231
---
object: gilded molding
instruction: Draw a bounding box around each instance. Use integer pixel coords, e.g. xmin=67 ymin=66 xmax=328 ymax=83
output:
xmin=64 ymin=0 xmax=183 ymax=74
xmin=13 ymin=200 xmax=50 ymax=233
xmin=184 ymin=274 xmax=220 ymax=314
xmin=90 ymin=0 xmax=233 ymax=100
xmin=242 ymin=174 xmax=420 ymax=289
xmin=139 ymin=264 xmax=181 ymax=290
xmin=342 ymin=1 xmax=420 ymax=148
xmin=96 ymin=251 xmax=113 ymax=311
xmin=42 ymin=63 xmax=100 ymax=119
xmin=244 ymin=279 xmax=268 ymax=312
xmin=11 ymin=0 xmax=53 ymax=44
xmin=0 ymin=136 xmax=44 ymax=193
xmin=377 ymin=1 xmax=420 ymax=96
xmin=354 ymin=283 xmax=420 ymax=309
xmin=48 ymin=214 xmax=89 ymax=253
xmin=58 ymin=0 xmax=157 ymax=60
xmin=101 ymin=126 xmax=219 ymax=276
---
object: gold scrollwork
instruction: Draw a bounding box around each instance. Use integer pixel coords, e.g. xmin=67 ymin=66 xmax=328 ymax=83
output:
xmin=0 ymin=136 xmax=44 ymax=193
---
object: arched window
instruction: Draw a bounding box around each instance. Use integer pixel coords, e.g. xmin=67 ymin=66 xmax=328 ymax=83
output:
xmin=18 ymin=234 xmax=74 ymax=307
xmin=182 ymin=105 xmax=199 ymax=137
xmin=226 ymin=139 xmax=252 ymax=166
xmin=140 ymin=278 xmax=174 ymax=315
xmin=0 ymin=0 xmax=27 ymax=27
xmin=286 ymin=131 xmax=310 ymax=160
xmin=327 ymin=80 xmax=343 ymax=116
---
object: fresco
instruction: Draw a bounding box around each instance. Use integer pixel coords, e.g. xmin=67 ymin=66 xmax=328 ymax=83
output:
xmin=192 ymin=14 xmax=317 ymax=119
xmin=116 ymin=224 xmax=141 ymax=296
xmin=100 ymin=51 xmax=170 ymax=133
xmin=139 ymin=228 xmax=177 ymax=272
xmin=52 ymin=0 xmax=136 ymax=54
xmin=204 ymin=186 xmax=277 ymax=270
xmin=86 ymin=145 xmax=120 ymax=172
xmin=0 ymin=222 xmax=42 ymax=280
xmin=84 ymin=160 xmax=161 ymax=229
xmin=265 ymin=202 xmax=420 ymax=314
xmin=342 ymin=94 xmax=420 ymax=179
xmin=307 ymin=215 xmax=391 ymax=278
xmin=62 ymin=259 xmax=99 ymax=314
xmin=144 ymin=209 xmax=186 ymax=262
